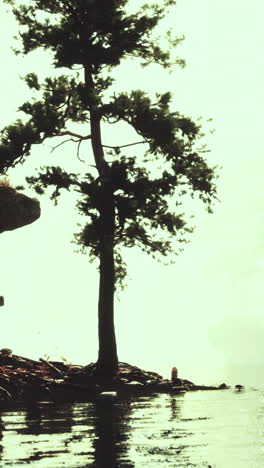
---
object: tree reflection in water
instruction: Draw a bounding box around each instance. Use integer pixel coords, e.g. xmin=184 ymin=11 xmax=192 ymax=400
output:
xmin=0 ymin=398 xmax=135 ymax=467
xmin=169 ymin=394 xmax=182 ymax=421
xmin=0 ymin=395 xmax=192 ymax=467
xmin=1 ymin=391 xmax=255 ymax=467
xmin=23 ymin=403 xmax=75 ymax=436
xmin=90 ymin=397 xmax=134 ymax=467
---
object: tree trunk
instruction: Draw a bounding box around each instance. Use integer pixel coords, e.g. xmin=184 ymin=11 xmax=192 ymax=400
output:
xmin=96 ymin=186 xmax=118 ymax=376
xmin=84 ymin=66 xmax=118 ymax=376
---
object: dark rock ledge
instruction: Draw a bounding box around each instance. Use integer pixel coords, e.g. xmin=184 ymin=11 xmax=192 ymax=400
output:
xmin=0 ymin=350 xmax=230 ymax=404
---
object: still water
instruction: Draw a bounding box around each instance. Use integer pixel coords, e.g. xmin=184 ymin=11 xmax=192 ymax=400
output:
xmin=0 ymin=389 xmax=263 ymax=467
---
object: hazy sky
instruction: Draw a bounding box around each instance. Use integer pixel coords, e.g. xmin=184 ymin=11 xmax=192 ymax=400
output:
xmin=0 ymin=0 xmax=264 ymax=387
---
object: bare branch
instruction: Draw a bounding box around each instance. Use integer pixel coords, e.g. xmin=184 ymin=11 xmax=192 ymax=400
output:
xmin=49 ymin=132 xmax=91 ymax=163
xmin=50 ymin=138 xmax=74 ymax=153
xmin=102 ymin=141 xmax=147 ymax=150
xmin=77 ymin=139 xmax=85 ymax=163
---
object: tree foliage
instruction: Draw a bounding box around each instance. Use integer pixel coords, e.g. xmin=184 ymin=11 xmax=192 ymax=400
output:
xmin=1 ymin=0 xmax=217 ymax=289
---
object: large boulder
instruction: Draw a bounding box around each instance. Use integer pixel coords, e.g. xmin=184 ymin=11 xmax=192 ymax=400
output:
xmin=0 ymin=183 xmax=40 ymax=233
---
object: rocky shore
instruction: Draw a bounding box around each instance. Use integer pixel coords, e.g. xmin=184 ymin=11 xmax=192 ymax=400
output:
xmin=0 ymin=350 xmax=229 ymax=404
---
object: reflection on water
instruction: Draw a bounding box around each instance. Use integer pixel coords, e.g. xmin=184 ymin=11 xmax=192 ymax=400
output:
xmin=91 ymin=397 xmax=133 ymax=467
xmin=0 ymin=389 xmax=263 ymax=467
xmin=0 ymin=398 xmax=136 ymax=467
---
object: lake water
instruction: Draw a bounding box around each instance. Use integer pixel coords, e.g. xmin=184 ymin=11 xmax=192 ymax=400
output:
xmin=0 ymin=388 xmax=263 ymax=467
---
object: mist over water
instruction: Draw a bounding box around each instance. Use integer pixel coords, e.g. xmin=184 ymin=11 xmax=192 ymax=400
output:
xmin=0 ymin=389 xmax=263 ymax=467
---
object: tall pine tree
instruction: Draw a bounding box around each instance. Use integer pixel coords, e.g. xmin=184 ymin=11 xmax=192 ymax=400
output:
xmin=1 ymin=0 xmax=217 ymax=376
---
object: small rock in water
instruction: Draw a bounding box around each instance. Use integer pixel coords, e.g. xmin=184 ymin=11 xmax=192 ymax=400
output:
xmin=99 ymin=391 xmax=117 ymax=399
xmin=235 ymin=384 xmax=244 ymax=391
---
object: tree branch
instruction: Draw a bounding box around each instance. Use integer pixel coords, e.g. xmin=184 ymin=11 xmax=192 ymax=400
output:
xmin=102 ymin=141 xmax=148 ymax=150
xmin=62 ymin=94 xmax=72 ymax=119
xmin=39 ymin=131 xmax=91 ymax=146
xmin=53 ymin=131 xmax=92 ymax=140
xmin=50 ymin=138 xmax=75 ymax=153
xmin=77 ymin=139 xmax=85 ymax=163
xmin=49 ymin=132 xmax=90 ymax=162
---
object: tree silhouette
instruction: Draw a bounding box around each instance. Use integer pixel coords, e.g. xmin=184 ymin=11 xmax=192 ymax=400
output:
xmin=1 ymin=0 xmax=217 ymax=376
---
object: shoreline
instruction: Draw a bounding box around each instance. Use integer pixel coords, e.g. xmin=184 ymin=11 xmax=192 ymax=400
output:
xmin=0 ymin=351 xmax=230 ymax=404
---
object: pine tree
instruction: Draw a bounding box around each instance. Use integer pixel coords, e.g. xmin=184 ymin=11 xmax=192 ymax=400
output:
xmin=1 ymin=0 xmax=217 ymax=376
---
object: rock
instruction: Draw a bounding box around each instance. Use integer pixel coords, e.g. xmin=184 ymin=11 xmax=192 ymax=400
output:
xmin=182 ymin=379 xmax=195 ymax=386
xmin=235 ymin=384 xmax=244 ymax=391
xmin=126 ymin=381 xmax=144 ymax=386
xmin=146 ymin=379 xmax=160 ymax=385
xmin=171 ymin=377 xmax=187 ymax=386
xmin=99 ymin=391 xmax=117 ymax=399
xmin=218 ymin=383 xmax=230 ymax=389
xmin=0 ymin=348 xmax=12 ymax=356
xmin=171 ymin=386 xmax=187 ymax=394
xmin=155 ymin=381 xmax=171 ymax=391
xmin=0 ymin=184 xmax=40 ymax=233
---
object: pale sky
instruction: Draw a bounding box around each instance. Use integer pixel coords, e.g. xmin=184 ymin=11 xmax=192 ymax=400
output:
xmin=0 ymin=0 xmax=264 ymax=387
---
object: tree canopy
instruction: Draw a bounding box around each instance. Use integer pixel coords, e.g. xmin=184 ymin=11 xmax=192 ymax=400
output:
xmin=1 ymin=0 xmax=218 ymax=373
